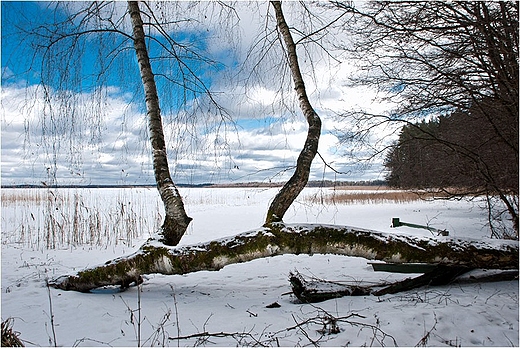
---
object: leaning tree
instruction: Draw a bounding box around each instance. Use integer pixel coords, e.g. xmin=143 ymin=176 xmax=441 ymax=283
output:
xmin=236 ymin=1 xmax=347 ymax=224
xmin=264 ymin=1 xmax=322 ymax=225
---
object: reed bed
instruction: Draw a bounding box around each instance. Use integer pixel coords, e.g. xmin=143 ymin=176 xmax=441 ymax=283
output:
xmin=304 ymin=188 xmax=451 ymax=205
xmin=1 ymin=188 xmax=162 ymax=251
xmin=2 ymin=186 xmax=454 ymax=251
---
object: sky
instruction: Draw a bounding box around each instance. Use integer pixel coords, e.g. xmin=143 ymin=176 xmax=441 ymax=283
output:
xmin=1 ymin=1 xmax=397 ymax=186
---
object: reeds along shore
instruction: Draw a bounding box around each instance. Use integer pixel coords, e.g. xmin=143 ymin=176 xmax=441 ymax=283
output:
xmin=304 ymin=187 xmax=453 ymax=205
xmin=1 ymin=188 xmax=162 ymax=251
xmin=0 ymin=186 xmax=475 ymax=251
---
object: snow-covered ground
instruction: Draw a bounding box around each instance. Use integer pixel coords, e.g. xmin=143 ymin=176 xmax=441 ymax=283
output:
xmin=1 ymin=187 xmax=518 ymax=346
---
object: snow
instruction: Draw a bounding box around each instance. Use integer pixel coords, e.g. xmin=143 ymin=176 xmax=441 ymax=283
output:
xmin=1 ymin=187 xmax=518 ymax=346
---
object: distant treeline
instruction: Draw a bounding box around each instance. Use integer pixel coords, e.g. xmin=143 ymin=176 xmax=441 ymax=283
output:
xmin=384 ymin=99 xmax=517 ymax=194
xmin=307 ymin=180 xmax=387 ymax=187
xmin=210 ymin=180 xmax=387 ymax=188
xmin=2 ymin=180 xmax=387 ymax=189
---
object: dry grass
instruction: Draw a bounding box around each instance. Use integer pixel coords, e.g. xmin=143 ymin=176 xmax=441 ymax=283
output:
xmin=1 ymin=319 xmax=23 ymax=347
xmin=328 ymin=185 xmax=392 ymax=191
xmin=304 ymin=187 xmax=451 ymax=205
xmin=1 ymin=188 xmax=162 ymax=251
xmin=1 ymin=189 xmax=48 ymax=204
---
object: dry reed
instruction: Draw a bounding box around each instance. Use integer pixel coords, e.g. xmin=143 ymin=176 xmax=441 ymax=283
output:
xmin=304 ymin=188 xmax=451 ymax=205
xmin=1 ymin=318 xmax=23 ymax=347
xmin=1 ymin=188 xmax=162 ymax=251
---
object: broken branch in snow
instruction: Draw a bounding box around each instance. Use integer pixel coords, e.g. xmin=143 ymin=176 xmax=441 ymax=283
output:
xmin=290 ymin=271 xmax=371 ymax=303
xmin=49 ymin=223 xmax=518 ymax=293
xmin=168 ymin=305 xmax=396 ymax=347
xmin=286 ymin=305 xmax=397 ymax=346
xmin=168 ymin=331 xmax=264 ymax=346
xmin=289 ymin=267 xmax=519 ymax=303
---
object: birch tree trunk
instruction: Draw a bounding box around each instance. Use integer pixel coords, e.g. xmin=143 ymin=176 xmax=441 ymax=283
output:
xmin=265 ymin=1 xmax=322 ymax=224
xmin=128 ymin=1 xmax=192 ymax=246
xmin=50 ymin=223 xmax=519 ymax=293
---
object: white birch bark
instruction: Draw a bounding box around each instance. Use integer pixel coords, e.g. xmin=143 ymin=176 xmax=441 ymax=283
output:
xmin=128 ymin=1 xmax=192 ymax=246
xmin=265 ymin=1 xmax=322 ymax=224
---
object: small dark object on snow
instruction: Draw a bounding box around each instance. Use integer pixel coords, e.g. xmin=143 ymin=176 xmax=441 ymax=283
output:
xmin=391 ymin=217 xmax=449 ymax=236
xmin=266 ymin=302 xmax=281 ymax=308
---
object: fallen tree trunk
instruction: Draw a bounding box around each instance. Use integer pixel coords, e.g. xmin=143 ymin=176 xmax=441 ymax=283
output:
xmin=289 ymin=268 xmax=519 ymax=303
xmin=289 ymin=271 xmax=372 ymax=303
xmin=371 ymin=265 xmax=472 ymax=296
xmin=50 ymin=223 xmax=518 ymax=293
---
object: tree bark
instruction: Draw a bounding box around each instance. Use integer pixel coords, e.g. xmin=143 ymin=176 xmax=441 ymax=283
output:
xmin=289 ymin=267 xmax=519 ymax=302
xmin=50 ymin=223 xmax=518 ymax=293
xmin=128 ymin=1 xmax=192 ymax=246
xmin=265 ymin=1 xmax=322 ymax=225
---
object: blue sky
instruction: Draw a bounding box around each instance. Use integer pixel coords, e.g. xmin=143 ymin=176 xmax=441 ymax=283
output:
xmin=1 ymin=2 xmax=43 ymax=84
xmin=1 ymin=1 xmax=394 ymax=186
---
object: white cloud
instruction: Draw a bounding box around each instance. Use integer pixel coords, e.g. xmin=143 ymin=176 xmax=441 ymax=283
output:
xmin=2 ymin=2 xmax=398 ymax=186
xmin=1 ymin=78 xmax=390 ymax=186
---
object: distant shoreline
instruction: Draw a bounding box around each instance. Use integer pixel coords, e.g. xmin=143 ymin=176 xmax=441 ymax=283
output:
xmin=1 ymin=180 xmax=387 ymax=189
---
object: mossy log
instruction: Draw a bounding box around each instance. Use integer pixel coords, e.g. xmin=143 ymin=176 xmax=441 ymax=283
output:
xmin=50 ymin=223 xmax=518 ymax=293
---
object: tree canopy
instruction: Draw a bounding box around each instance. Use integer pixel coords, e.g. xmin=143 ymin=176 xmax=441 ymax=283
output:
xmin=334 ymin=1 xmax=518 ymax=238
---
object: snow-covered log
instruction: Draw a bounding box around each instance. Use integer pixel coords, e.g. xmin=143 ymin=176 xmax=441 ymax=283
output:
xmin=50 ymin=223 xmax=518 ymax=293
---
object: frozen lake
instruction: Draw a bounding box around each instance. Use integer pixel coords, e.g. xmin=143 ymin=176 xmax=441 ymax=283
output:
xmin=1 ymin=187 xmax=518 ymax=346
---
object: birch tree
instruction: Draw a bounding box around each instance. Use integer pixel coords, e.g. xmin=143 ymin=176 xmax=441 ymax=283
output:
xmin=264 ymin=1 xmax=322 ymax=224
xmin=127 ymin=1 xmax=191 ymax=245
xmin=9 ymin=1 xmax=238 ymax=245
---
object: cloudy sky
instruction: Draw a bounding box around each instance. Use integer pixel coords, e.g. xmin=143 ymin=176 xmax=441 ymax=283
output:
xmin=1 ymin=1 xmax=396 ymax=186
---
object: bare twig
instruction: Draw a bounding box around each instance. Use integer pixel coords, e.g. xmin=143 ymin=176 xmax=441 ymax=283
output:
xmin=291 ymin=313 xmax=320 ymax=346
xmin=168 ymin=331 xmax=264 ymax=346
xmin=45 ymin=278 xmax=58 ymax=347
xmin=142 ymin=309 xmax=172 ymax=347
xmin=169 ymin=285 xmax=181 ymax=348
xmin=416 ymin=312 xmax=438 ymax=347
xmin=137 ymin=281 xmax=141 ymax=347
